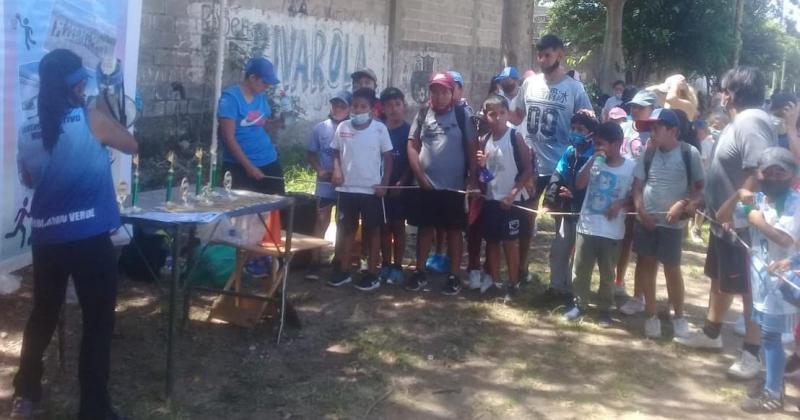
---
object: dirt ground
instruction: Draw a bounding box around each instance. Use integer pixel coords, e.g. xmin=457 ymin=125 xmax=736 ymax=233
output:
xmin=1 ymin=218 xmax=799 ymax=419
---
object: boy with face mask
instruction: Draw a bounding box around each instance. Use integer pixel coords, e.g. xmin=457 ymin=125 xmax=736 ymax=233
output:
xmin=540 ymin=113 xmax=598 ymax=305
xmin=328 ymin=88 xmax=394 ymax=291
xmin=716 ymin=147 xmax=800 ymax=413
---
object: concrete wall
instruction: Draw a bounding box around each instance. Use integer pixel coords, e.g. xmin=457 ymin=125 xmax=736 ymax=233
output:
xmin=135 ymin=0 xmax=508 ymax=186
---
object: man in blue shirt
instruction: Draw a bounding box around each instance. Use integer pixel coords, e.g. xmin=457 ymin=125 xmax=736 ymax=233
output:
xmin=218 ymin=57 xmax=284 ymax=194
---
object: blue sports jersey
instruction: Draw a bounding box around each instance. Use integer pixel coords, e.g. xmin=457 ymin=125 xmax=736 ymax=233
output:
xmin=30 ymin=107 xmax=120 ymax=245
xmin=217 ymin=85 xmax=278 ymax=167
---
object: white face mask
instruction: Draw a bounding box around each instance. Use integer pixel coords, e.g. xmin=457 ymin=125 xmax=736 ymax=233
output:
xmin=350 ymin=112 xmax=371 ymax=125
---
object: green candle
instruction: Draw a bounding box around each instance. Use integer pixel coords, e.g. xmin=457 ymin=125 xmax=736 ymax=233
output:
xmin=166 ymin=151 xmax=175 ymax=203
xmin=195 ymin=147 xmax=204 ymax=195
xmin=131 ymin=154 xmax=140 ymax=207
xmin=209 ymin=150 xmax=217 ymax=189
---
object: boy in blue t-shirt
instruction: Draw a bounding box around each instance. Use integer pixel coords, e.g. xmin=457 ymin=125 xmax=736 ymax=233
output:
xmin=307 ymin=90 xmax=352 ymax=267
xmin=217 ymin=57 xmax=284 ymax=195
xmin=377 ymin=87 xmax=411 ymax=285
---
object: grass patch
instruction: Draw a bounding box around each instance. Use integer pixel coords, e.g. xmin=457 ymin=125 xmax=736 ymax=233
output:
xmin=278 ymin=144 xmax=315 ymax=194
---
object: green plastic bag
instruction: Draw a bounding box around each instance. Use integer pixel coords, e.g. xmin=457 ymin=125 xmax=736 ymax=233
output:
xmin=188 ymin=244 xmax=236 ymax=289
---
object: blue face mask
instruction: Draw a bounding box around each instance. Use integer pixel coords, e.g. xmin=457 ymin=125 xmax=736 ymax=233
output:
xmin=350 ymin=112 xmax=371 ymax=125
xmin=569 ymin=131 xmax=588 ymax=145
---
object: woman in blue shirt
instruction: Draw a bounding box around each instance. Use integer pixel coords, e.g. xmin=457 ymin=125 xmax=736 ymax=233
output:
xmin=218 ymin=57 xmax=285 ymax=194
xmin=11 ymin=49 xmax=137 ymax=420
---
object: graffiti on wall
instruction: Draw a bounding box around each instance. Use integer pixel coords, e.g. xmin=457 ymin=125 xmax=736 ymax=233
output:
xmin=200 ymin=5 xmax=388 ymax=121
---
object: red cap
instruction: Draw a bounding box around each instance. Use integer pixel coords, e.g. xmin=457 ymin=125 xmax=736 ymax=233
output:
xmin=429 ymin=72 xmax=455 ymax=90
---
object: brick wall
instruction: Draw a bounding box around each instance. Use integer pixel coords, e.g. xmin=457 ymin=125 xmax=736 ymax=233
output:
xmin=135 ymin=0 xmax=506 ymax=186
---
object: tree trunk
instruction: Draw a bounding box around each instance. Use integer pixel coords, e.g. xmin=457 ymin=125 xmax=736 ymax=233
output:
xmin=501 ymin=0 xmax=535 ymax=69
xmin=597 ymin=0 xmax=627 ymax=94
xmin=733 ymin=0 xmax=744 ymax=67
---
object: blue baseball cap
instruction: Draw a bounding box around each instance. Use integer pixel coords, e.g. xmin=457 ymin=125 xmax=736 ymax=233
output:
xmin=65 ymin=67 xmax=90 ymax=87
xmin=330 ymin=90 xmax=352 ymax=105
xmin=496 ymin=66 xmax=520 ymax=81
xmin=245 ymin=57 xmax=280 ymax=85
xmin=448 ymin=71 xmax=464 ymax=87
xmin=634 ymin=108 xmax=680 ymax=132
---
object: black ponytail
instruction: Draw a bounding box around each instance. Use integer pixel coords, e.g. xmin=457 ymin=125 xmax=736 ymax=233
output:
xmin=38 ymin=49 xmax=83 ymax=152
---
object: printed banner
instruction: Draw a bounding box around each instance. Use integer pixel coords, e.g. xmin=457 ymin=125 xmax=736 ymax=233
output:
xmin=1 ymin=0 xmax=141 ymax=270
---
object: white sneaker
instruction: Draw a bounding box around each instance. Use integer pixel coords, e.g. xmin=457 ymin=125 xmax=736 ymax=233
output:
xmin=727 ymin=350 xmax=761 ymax=380
xmin=563 ymin=305 xmax=582 ymax=321
xmin=672 ymin=317 xmax=689 ymax=338
xmin=645 ymin=316 xmax=661 ymax=338
xmin=619 ymin=295 xmax=645 ymax=315
xmin=468 ymin=270 xmax=482 ymax=290
xmin=480 ymin=274 xmax=495 ymax=294
xmin=674 ymin=330 xmax=723 ymax=349
xmin=734 ymin=315 xmax=745 ymax=336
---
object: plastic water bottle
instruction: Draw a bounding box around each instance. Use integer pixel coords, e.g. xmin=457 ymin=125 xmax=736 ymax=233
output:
xmin=591 ymin=155 xmax=605 ymax=177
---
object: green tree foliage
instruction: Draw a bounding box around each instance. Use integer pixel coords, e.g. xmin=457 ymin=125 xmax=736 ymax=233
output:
xmin=547 ymin=0 xmax=797 ymax=88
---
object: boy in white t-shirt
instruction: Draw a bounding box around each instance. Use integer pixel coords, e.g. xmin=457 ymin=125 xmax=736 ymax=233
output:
xmin=476 ymin=95 xmax=533 ymax=301
xmin=563 ymin=122 xmax=636 ymax=326
xmin=328 ymin=88 xmax=394 ymax=291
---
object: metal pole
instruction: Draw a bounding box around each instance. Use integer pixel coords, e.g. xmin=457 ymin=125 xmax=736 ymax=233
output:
xmin=166 ymin=225 xmax=181 ymax=399
xmin=277 ymin=199 xmax=295 ymax=344
xmin=209 ymin=0 xmax=227 ymax=155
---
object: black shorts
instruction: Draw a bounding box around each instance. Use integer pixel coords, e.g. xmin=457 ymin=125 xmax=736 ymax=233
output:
xmin=317 ymin=196 xmax=337 ymax=208
xmin=481 ymin=200 xmax=525 ymax=242
xmin=632 ymin=223 xmax=684 ymax=266
xmin=705 ymin=232 xmax=751 ymax=294
xmin=336 ymin=192 xmax=383 ymax=235
xmin=383 ymin=192 xmax=406 ymax=222
xmin=408 ymin=189 xmax=466 ymax=228
xmin=224 ymin=161 xmax=285 ymax=195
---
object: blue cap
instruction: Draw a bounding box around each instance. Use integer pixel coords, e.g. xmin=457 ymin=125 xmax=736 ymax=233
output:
xmin=245 ymin=57 xmax=280 ymax=85
xmin=496 ymin=66 xmax=520 ymax=81
xmin=65 ymin=67 xmax=90 ymax=87
xmin=448 ymin=71 xmax=464 ymax=87
xmin=330 ymin=90 xmax=352 ymax=105
xmin=634 ymin=108 xmax=680 ymax=132
xmin=627 ymin=90 xmax=658 ymax=107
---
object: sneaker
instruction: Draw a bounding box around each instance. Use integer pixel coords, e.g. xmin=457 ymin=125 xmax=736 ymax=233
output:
xmin=503 ymin=283 xmax=519 ymax=303
xmin=747 ymin=378 xmax=767 ymax=399
xmin=674 ymin=330 xmax=723 ymax=349
xmin=378 ymin=265 xmax=393 ymax=282
xmin=468 ymin=270 xmax=482 ymax=290
xmin=728 ymin=350 xmax=761 ymax=380
xmin=785 ymin=353 xmax=800 ymax=377
xmin=672 ymin=317 xmax=690 ymax=338
xmin=480 ymin=273 xmax=495 ymax=294
xmin=405 ymin=271 xmax=427 ymax=292
xmin=734 ymin=315 xmax=745 ymax=336
xmin=441 ymin=274 xmax=462 ymax=296
xmin=613 ymin=281 xmax=629 ymax=298
xmin=9 ymin=397 xmax=33 ymax=419
xmin=618 ymin=295 xmax=645 ymax=315
xmin=519 ymin=267 xmax=531 ymax=285
xmin=644 ymin=316 xmax=661 ymax=338
xmin=598 ymin=311 xmax=613 ymax=328
xmin=741 ymin=390 xmax=784 ymax=413
xmin=354 ymin=272 xmax=381 ymax=291
xmin=387 ymin=264 xmax=405 ymax=286
xmin=563 ymin=305 xmax=582 ymax=321
xmin=327 ymin=270 xmax=352 ymax=287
